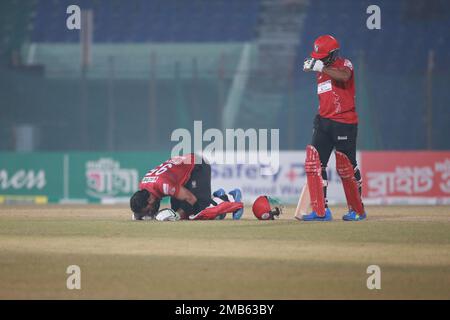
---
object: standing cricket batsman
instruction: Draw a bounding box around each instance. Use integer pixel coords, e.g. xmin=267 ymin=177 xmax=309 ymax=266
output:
xmin=301 ymin=34 xmax=366 ymax=221
xmin=129 ymin=153 xmax=244 ymax=221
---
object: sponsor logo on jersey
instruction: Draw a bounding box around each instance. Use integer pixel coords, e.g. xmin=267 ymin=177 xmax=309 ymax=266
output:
xmin=142 ymin=176 xmax=158 ymax=183
xmin=337 ymin=136 xmax=348 ymax=140
xmin=318 ymin=80 xmax=332 ymax=94
xmin=344 ymin=59 xmax=353 ymax=70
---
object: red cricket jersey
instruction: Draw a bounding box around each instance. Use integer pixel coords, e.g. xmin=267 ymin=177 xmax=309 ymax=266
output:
xmin=139 ymin=154 xmax=196 ymax=199
xmin=316 ymin=57 xmax=358 ymax=124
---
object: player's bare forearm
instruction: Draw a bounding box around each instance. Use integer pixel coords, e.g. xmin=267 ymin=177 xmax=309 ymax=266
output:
xmin=175 ymin=187 xmax=199 ymax=217
xmin=322 ymin=66 xmax=351 ymax=82
xmin=176 ymin=186 xmax=198 ymax=205
xmin=176 ymin=208 xmax=189 ymax=220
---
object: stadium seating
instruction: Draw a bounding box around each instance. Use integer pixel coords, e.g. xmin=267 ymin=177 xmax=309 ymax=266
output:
xmin=1 ymin=0 xmax=449 ymax=151
xmin=31 ymin=0 xmax=260 ymax=43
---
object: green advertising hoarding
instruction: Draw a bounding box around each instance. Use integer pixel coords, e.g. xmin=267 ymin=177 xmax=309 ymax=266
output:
xmin=0 ymin=152 xmax=169 ymax=204
xmin=0 ymin=153 xmax=64 ymax=203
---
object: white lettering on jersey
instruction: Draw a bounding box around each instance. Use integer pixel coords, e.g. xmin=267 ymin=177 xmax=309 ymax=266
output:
xmin=318 ymin=80 xmax=332 ymax=94
xmin=344 ymin=59 xmax=353 ymax=70
xmin=142 ymin=176 xmax=158 ymax=183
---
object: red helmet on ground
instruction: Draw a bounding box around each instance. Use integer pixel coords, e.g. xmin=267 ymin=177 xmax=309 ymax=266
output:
xmin=252 ymin=196 xmax=283 ymax=220
xmin=310 ymin=35 xmax=340 ymax=62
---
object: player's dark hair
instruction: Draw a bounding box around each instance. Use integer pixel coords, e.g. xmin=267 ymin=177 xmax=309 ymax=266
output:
xmin=130 ymin=189 xmax=150 ymax=214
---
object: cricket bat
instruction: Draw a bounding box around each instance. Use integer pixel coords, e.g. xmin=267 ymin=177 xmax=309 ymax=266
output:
xmin=294 ymin=183 xmax=311 ymax=220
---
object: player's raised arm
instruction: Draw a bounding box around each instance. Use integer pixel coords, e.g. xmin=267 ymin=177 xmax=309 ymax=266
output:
xmin=322 ymin=65 xmax=351 ymax=82
xmin=303 ymin=57 xmax=351 ymax=82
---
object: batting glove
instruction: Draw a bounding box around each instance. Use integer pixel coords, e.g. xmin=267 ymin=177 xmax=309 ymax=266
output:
xmin=303 ymin=58 xmax=324 ymax=72
xmin=155 ymin=208 xmax=180 ymax=221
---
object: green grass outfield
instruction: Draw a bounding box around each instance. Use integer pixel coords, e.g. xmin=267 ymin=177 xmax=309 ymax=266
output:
xmin=0 ymin=205 xmax=449 ymax=299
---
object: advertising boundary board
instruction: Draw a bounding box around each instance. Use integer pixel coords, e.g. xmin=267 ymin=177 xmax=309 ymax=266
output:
xmin=1 ymin=151 xmax=449 ymax=205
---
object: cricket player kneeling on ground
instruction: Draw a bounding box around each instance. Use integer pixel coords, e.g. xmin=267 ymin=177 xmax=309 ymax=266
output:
xmin=129 ymin=153 xmax=244 ymax=221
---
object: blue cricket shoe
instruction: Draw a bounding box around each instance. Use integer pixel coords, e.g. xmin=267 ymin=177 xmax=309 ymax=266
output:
xmin=212 ymin=188 xmax=226 ymax=220
xmin=229 ymin=188 xmax=244 ymax=220
xmin=302 ymin=207 xmax=333 ymax=221
xmin=342 ymin=211 xmax=367 ymax=221
xmin=212 ymin=188 xmax=226 ymax=198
